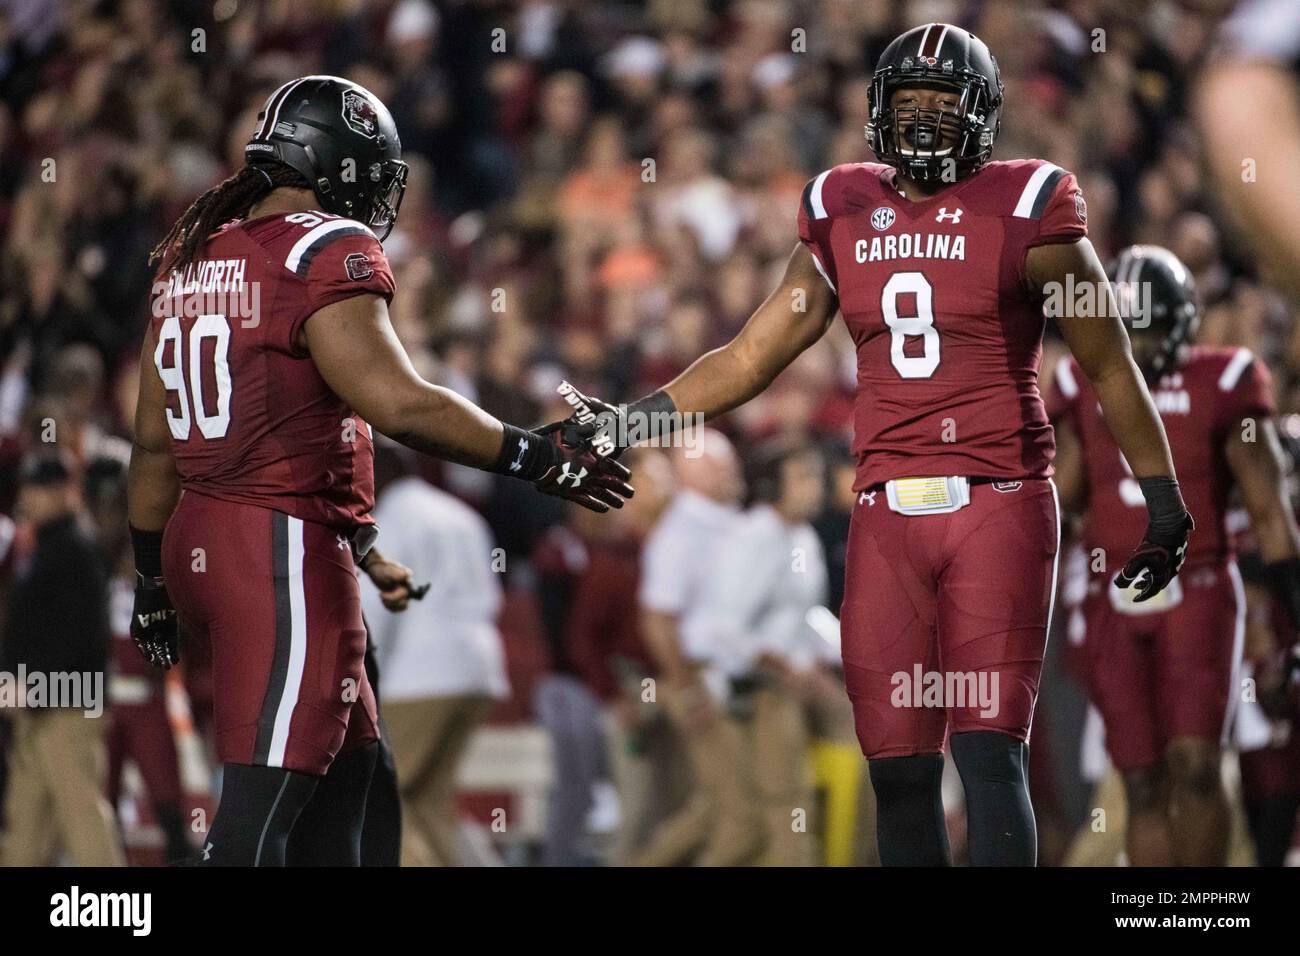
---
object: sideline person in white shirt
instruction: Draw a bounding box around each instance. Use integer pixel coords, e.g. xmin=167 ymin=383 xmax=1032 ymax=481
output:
xmin=701 ymin=437 xmax=840 ymax=865
xmin=630 ymin=428 xmax=765 ymax=865
xmin=361 ymin=463 xmax=508 ymax=867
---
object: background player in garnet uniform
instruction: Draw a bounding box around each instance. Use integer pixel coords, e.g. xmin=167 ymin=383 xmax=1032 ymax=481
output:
xmin=1048 ymin=244 xmax=1300 ymax=866
xmin=126 ymin=76 xmax=633 ymax=866
xmin=556 ymin=24 xmax=1191 ymax=867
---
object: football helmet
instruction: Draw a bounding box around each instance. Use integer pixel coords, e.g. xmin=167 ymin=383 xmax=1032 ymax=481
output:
xmin=866 ymin=23 xmax=1003 ymax=182
xmin=245 ymin=75 xmax=407 ymax=239
xmin=1110 ymin=245 xmax=1199 ymax=378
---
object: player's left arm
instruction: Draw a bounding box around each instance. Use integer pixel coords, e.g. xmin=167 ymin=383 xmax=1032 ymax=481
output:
xmin=1225 ymin=414 xmax=1300 ymax=678
xmin=1028 ymin=237 xmax=1192 ymax=600
xmin=1226 ymin=417 xmax=1300 ymax=564
xmin=126 ymin=322 xmax=182 ymax=668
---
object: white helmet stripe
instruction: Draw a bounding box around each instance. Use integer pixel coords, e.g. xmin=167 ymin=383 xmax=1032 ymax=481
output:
xmin=916 ymin=23 xmax=933 ymax=56
xmin=256 ymin=77 xmax=309 ymax=142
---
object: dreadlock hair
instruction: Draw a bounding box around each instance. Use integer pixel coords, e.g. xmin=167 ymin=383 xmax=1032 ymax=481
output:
xmin=149 ymin=163 xmax=311 ymax=271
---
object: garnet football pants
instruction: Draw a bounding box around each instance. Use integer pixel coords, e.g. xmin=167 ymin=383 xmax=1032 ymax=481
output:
xmin=1082 ymin=561 xmax=1244 ymax=772
xmin=840 ymin=479 xmax=1060 ymax=758
xmin=163 ymin=492 xmax=379 ymax=776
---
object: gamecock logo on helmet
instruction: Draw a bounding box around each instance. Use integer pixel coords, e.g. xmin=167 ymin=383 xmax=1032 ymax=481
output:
xmin=341 ymin=90 xmax=379 ymax=139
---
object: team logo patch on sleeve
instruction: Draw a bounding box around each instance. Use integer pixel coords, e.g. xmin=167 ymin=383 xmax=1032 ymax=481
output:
xmin=345 ymin=252 xmax=373 ymax=281
xmin=1075 ymin=191 xmax=1088 ymax=224
xmin=341 ymin=90 xmax=379 ymax=139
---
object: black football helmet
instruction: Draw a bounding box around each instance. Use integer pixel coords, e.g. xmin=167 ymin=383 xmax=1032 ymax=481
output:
xmin=866 ymin=23 xmax=1003 ymax=182
xmin=1110 ymin=245 xmax=1200 ymax=378
xmin=244 ymin=75 xmax=407 ymax=239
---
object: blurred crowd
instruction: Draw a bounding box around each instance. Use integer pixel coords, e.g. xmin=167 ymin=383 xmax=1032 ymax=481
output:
xmin=0 ymin=0 xmax=1296 ymax=865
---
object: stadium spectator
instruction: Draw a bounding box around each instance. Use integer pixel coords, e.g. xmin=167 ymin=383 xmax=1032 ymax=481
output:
xmin=0 ymin=452 xmax=121 ymax=866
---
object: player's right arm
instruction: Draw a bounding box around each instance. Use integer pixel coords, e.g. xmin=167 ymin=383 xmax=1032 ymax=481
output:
xmin=654 ymin=244 xmax=838 ymax=419
xmin=303 ymin=293 xmax=632 ymax=512
xmin=561 ymin=244 xmax=837 ymax=452
xmin=126 ymin=321 xmax=183 ymax=669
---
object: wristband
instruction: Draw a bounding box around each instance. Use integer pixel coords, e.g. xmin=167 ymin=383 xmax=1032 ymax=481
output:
xmin=493 ymin=423 xmax=560 ymax=481
xmin=1136 ymin=476 xmax=1188 ymax=538
xmin=624 ymin=390 xmax=680 ymax=446
xmin=130 ymin=524 xmax=165 ymax=579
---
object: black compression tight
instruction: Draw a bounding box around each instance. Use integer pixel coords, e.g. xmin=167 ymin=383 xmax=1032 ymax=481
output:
xmin=868 ymin=752 xmax=952 ymax=866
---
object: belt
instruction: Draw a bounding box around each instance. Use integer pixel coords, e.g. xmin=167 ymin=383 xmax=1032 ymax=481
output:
xmin=864 ymin=475 xmax=1004 ymax=494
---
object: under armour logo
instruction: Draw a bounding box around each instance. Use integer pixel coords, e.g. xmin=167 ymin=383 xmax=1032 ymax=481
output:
xmin=336 ymin=534 xmax=348 ymax=551
xmin=859 ymin=490 xmax=877 ymax=507
xmin=558 ymin=462 xmax=588 ymax=488
xmin=935 ymin=207 xmax=963 ymax=223
xmin=509 ymin=438 xmax=529 ymax=473
xmin=201 ymin=842 xmax=213 ymax=862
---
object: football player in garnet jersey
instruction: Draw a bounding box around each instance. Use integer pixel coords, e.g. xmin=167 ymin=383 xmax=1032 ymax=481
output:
xmin=557 ymin=24 xmax=1192 ymax=866
xmin=1049 ymin=245 xmax=1300 ymax=866
xmin=126 ymin=76 xmax=632 ymax=866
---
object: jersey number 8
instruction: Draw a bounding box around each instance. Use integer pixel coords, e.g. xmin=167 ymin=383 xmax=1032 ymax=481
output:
xmin=882 ymin=271 xmax=940 ymax=379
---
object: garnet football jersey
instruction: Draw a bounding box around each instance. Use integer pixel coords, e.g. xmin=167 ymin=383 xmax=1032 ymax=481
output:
xmin=798 ymin=160 xmax=1087 ymax=490
xmin=148 ymin=211 xmax=395 ymax=533
xmin=1048 ymin=346 xmax=1275 ymax=569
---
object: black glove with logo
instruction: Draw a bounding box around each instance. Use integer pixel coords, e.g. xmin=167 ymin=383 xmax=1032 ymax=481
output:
xmin=130 ymin=526 xmax=179 ymax=668
xmin=555 ymin=381 xmax=680 ymax=461
xmin=1114 ymin=476 xmax=1194 ymax=602
xmin=494 ymin=421 xmax=634 ymax=513
xmin=131 ymin=574 xmax=179 ymax=668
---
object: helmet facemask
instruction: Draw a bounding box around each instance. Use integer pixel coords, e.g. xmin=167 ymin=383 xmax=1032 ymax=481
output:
xmin=365 ymin=159 xmax=408 ymax=241
xmin=868 ymin=70 xmax=1000 ymax=182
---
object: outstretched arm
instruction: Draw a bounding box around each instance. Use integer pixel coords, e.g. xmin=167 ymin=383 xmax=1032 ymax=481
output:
xmin=304 ymin=293 xmax=507 ymax=467
xmin=304 ymin=293 xmax=632 ymax=512
xmin=654 ymin=243 xmax=838 ymax=419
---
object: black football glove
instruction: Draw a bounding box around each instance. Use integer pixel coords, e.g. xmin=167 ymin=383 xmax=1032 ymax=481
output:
xmin=1114 ymin=476 xmax=1193 ymax=603
xmin=531 ymin=420 xmax=635 ymax=512
xmin=556 ymin=381 xmax=683 ymax=461
xmin=131 ymin=575 xmax=179 ymax=669
xmin=556 ymin=381 xmax=625 ymax=459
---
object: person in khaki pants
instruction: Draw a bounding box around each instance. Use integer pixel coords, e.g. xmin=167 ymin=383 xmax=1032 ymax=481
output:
xmin=0 ymin=453 xmax=123 ymax=867
xmin=631 ymin=432 xmax=765 ymax=866
xmin=3 ymin=708 xmax=123 ymax=866
xmin=360 ymin=454 xmax=509 ymax=867
xmin=702 ymin=438 xmax=837 ymax=866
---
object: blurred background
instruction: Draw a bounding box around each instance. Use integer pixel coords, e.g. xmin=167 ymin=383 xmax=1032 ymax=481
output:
xmin=0 ymin=0 xmax=1296 ymax=866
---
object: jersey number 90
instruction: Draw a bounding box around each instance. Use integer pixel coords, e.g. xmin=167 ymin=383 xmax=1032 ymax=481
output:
xmin=154 ymin=314 xmax=233 ymax=441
